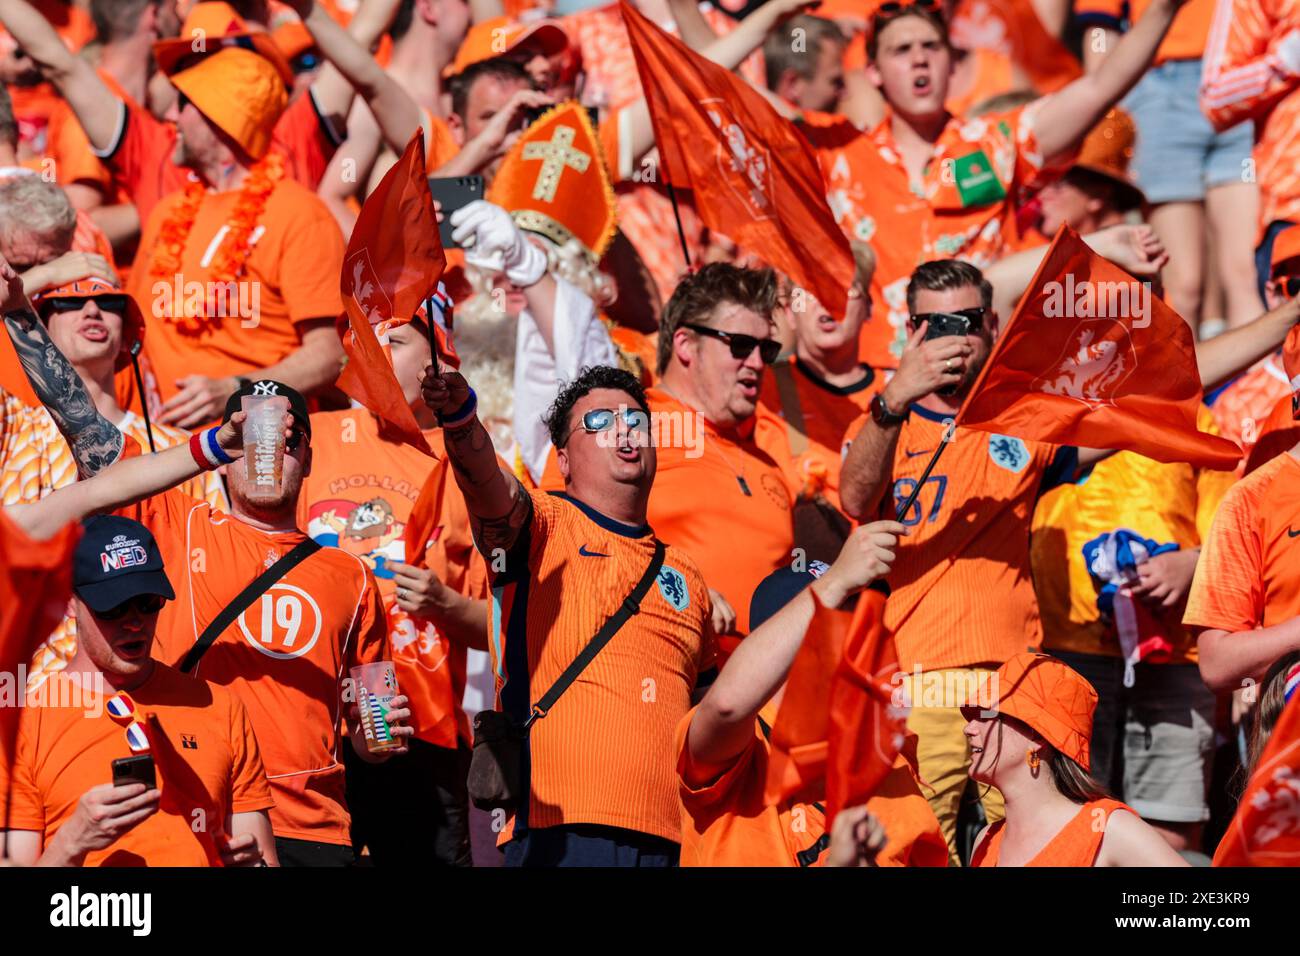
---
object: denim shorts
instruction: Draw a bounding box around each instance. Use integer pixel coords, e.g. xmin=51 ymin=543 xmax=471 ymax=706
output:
xmin=1123 ymin=58 xmax=1255 ymax=204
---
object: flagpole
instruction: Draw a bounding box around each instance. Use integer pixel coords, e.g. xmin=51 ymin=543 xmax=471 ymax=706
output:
xmin=128 ymin=341 xmax=157 ymax=454
xmin=425 ymin=294 xmax=440 ymax=376
xmin=665 ymin=182 xmax=693 ymax=272
xmin=894 ymin=421 xmax=955 ymax=522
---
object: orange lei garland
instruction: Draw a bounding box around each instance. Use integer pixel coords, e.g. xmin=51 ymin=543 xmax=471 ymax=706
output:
xmin=149 ymin=153 xmax=286 ymax=335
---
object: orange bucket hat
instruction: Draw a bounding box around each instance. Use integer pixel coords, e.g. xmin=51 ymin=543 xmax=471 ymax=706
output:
xmin=486 ymin=100 xmax=617 ymax=262
xmin=443 ymin=16 xmax=571 ymax=79
xmin=1072 ymin=108 xmax=1145 ymax=213
xmin=154 ymin=0 xmax=294 ymax=87
xmin=32 ymin=277 xmax=145 ymax=372
xmin=983 ymin=653 xmax=1098 ymax=770
xmin=168 ymin=47 xmax=288 ymax=160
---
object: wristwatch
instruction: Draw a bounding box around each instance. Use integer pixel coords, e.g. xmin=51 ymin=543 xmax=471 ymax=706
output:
xmin=870 ymin=392 xmax=906 ymax=427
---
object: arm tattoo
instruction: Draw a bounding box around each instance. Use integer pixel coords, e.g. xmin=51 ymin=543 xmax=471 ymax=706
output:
xmin=4 ymin=310 xmax=124 ymax=477
xmin=443 ymin=417 xmax=530 ymax=556
xmin=470 ymin=485 xmax=531 ymax=558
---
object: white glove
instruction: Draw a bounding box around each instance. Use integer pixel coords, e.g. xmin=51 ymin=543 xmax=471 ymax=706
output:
xmin=449 ymin=200 xmax=547 ymax=288
xmin=1279 ymin=29 xmax=1300 ymax=76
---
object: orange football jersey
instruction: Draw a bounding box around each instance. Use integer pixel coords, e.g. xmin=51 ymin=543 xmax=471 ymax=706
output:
xmin=113 ymin=489 xmax=388 ymax=845
xmin=490 ymin=488 xmax=715 ymax=843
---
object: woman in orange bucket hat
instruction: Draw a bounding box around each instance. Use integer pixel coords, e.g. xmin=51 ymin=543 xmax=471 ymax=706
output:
xmin=961 ymin=653 xmax=1189 ymax=866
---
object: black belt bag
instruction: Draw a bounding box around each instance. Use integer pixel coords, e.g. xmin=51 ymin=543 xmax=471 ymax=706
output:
xmin=467 ymin=540 xmax=666 ymax=812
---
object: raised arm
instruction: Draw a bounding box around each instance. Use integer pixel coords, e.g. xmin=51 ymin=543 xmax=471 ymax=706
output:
xmin=687 ymin=521 xmax=903 ymax=769
xmin=1032 ymin=0 xmax=1183 ymax=161
xmin=0 ymin=261 xmax=122 ymax=478
xmin=1200 ymin=0 xmax=1298 ymax=132
xmin=1195 ymin=296 xmax=1300 ymax=390
xmin=666 ymin=0 xmax=719 ymax=49
xmin=419 ymin=367 xmax=530 ymax=556
xmin=0 ymin=0 xmax=122 ymax=150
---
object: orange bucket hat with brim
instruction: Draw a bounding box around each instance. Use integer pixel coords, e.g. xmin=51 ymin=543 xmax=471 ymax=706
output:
xmin=32 ymin=277 xmax=145 ymax=372
xmin=976 ymin=653 xmax=1099 ymax=771
xmin=1071 ymin=108 xmax=1145 ymax=213
xmin=168 ymin=47 xmax=288 ymax=160
xmin=154 ymin=0 xmax=294 ymax=88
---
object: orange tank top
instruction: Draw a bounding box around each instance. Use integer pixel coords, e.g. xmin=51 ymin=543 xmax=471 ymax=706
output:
xmin=972 ymin=798 xmax=1132 ymax=867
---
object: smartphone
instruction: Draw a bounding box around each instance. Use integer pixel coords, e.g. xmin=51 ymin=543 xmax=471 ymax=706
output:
xmin=921 ymin=312 xmax=972 ymax=341
xmin=427 ymin=175 xmax=485 ymax=249
xmin=111 ymin=754 xmax=156 ymax=791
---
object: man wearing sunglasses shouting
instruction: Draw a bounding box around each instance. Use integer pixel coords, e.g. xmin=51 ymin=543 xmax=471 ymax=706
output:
xmin=422 ymin=363 xmax=716 ymax=866
xmin=3 ymin=515 xmax=279 ymax=867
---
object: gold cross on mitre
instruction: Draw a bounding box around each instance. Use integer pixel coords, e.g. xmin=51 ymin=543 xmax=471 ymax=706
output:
xmin=521 ymin=124 xmax=590 ymax=203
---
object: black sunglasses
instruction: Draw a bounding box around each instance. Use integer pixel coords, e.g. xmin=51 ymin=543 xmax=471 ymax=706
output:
xmin=97 ymin=593 xmax=166 ymax=621
xmin=285 ymin=426 xmax=307 ymax=453
xmin=1274 ymin=276 xmax=1300 ymax=298
xmin=874 ymin=0 xmax=941 ymax=22
xmin=45 ymin=294 xmax=128 ymax=315
xmin=909 ymin=306 xmax=986 ymax=333
xmin=684 ymin=323 xmax=781 ymax=365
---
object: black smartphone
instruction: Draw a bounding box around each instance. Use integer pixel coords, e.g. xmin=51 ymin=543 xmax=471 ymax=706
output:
xmin=111 ymin=754 xmax=156 ymax=790
xmin=921 ymin=312 xmax=972 ymax=340
xmin=427 ymin=175 xmax=485 ymax=249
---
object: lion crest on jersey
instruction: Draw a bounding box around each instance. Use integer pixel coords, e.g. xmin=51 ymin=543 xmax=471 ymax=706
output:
xmin=703 ymin=98 xmax=772 ymax=221
xmin=1031 ymin=318 xmax=1136 ymax=410
xmin=988 ymin=434 xmax=1029 ymax=473
xmin=657 ymin=565 xmax=690 ymax=612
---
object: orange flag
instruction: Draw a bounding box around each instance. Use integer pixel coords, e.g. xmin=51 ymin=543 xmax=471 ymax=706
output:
xmin=825 ymin=584 xmax=908 ymax=823
xmin=956 ymin=226 xmax=1242 ymax=470
xmin=1213 ymin=691 xmax=1300 ymax=866
xmin=338 ymin=130 xmax=446 ymax=458
xmin=621 ymin=1 xmax=854 ymax=317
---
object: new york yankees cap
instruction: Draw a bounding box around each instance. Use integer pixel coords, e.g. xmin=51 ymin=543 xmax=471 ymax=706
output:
xmin=222 ymin=379 xmax=312 ymax=438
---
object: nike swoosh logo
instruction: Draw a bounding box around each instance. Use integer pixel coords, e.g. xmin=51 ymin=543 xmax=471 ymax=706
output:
xmin=1289 ymin=528 xmax=1300 ymax=538
xmin=578 ymin=545 xmax=611 ymax=557
xmin=905 ymin=448 xmax=934 ymax=458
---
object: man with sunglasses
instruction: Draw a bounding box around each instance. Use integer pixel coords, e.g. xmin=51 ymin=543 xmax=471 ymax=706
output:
xmin=646 ymin=263 xmax=794 ymax=658
xmin=801 ymin=0 xmax=1188 ymax=369
xmin=839 ymin=259 xmax=1108 ymax=863
xmin=101 ymin=378 xmax=404 ymax=867
xmin=422 ymin=363 xmax=716 ymax=866
xmin=3 ymin=515 xmax=280 ymax=867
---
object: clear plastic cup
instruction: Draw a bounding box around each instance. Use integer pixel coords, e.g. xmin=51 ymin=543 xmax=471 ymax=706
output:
xmin=241 ymin=395 xmax=289 ymax=499
xmin=351 ymin=661 xmax=402 ymax=754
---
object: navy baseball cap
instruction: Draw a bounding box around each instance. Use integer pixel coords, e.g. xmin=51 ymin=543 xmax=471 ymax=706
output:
xmin=222 ymin=379 xmax=311 ymax=438
xmin=73 ymin=516 xmax=175 ymax=613
xmin=749 ymin=561 xmax=832 ymax=631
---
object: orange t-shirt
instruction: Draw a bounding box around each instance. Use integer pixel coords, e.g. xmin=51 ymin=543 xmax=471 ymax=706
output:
xmin=94 ymin=92 xmax=341 ymax=227
xmin=754 ymin=356 xmax=880 ymax=512
xmin=643 ymin=387 xmax=794 ymax=641
xmin=1185 ymin=452 xmax=1300 ymax=635
xmin=848 ymin=403 xmax=1067 ymax=670
xmin=127 ymin=176 xmax=345 ymax=405
xmin=1076 ymin=0 xmax=1217 ymax=65
xmin=422 ymin=109 xmax=462 ymax=173
xmin=1208 ymin=355 xmax=1292 ymax=477
xmin=490 ymin=488 xmax=715 ymax=843
xmin=1201 ymin=0 xmax=1300 ymax=240
xmin=972 ymin=797 xmax=1133 ymax=866
xmin=1 ymin=0 xmax=95 ymax=155
xmin=4 ymin=665 xmax=274 ymax=866
xmin=297 ymin=414 xmax=486 ymax=749
xmin=112 ymin=489 xmax=388 ymax=845
xmin=675 ymin=709 xmax=948 ymax=867
xmin=47 ymin=70 xmax=135 ymax=206
xmin=803 ymin=103 xmax=1055 ymax=368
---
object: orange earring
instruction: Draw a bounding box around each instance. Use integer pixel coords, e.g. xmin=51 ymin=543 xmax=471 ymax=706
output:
xmin=1027 ymin=750 xmax=1040 ymax=772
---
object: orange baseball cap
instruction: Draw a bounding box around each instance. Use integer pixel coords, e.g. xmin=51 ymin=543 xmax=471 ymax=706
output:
xmin=169 ymin=47 xmax=288 ymax=160
xmin=271 ymin=19 xmax=316 ymax=62
xmin=154 ymin=1 xmax=295 ymax=88
xmin=1072 ymin=108 xmax=1145 ymax=212
xmin=1271 ymin=224 xmax=1300 ymax=278
xmin=486 ymin=100 xmax=617 ymax=261
xmin=981 ymin=653 xmax=1098 ymax=770
xmin=443 ymin=16 xmax=571 ymax=79
xmin=32 ymin=277 xmax=145 ymax=372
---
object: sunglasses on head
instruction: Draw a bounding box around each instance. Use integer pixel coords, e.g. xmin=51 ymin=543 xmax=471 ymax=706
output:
xmin=44 ymin=294 xmax=128 ymax=315
xmin=684 ymin=323 xmax=781 ymax=365
xmin=563 ymin=407 xmax=650 ymax=447
xmin=106 ymin=691 xmax=151 ymax=752
xmin=97 ymin=593 xmax=167 ymax=621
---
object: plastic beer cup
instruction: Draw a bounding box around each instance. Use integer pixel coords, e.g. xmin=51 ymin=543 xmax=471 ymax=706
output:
xmin=351 ymin=661 xmax=402 ymax=754
xmin=241 ymin=395 xmax=289 ymax=499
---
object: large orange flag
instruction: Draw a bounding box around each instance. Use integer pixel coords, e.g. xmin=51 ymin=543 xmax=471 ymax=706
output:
xmin=1213 ymin=692 xmax=1300 ymax=866
xmin=145 ymin=713 xmax=224 ymax=867
xmin=338 ymin=130 xmax=446 ymax=458
xmin=956 ymin=226 xmax=1241 ymax=470
xmin=621 ymin=1 xmax=854 ymax=317
xmin=825 ymin=584 xmax=909 ymax=823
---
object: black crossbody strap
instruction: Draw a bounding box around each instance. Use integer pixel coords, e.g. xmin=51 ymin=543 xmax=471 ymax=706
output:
xmin=179 ymin=538 xmax=323 ymax=674
xmin=525 ymin=539 xmax=666 ymax=727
